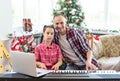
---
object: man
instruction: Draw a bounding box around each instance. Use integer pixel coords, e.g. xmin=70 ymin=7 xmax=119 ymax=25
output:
xmin=53 ymin=14 xmax=99 ymax=70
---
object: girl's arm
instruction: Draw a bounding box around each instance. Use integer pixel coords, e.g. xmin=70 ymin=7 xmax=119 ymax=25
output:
xmin=56 ymin=57 xmax=63 ymax=67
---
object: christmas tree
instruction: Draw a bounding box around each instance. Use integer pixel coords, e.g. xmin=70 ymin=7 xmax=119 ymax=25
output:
xmin=53 ymin=0 xmax=89 ymax=33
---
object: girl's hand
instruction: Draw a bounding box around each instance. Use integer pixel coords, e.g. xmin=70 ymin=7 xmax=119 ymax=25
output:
xmin=51 ymin=64 xmax=60 ymax=70
xmin=36 ymin=62 xmax=47 ymax=69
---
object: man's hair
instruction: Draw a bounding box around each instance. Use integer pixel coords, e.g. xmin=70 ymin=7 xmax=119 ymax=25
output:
xmin=53 ymin=13 xmax=67 ymax=23
xmin=53 ymin=13 xmax=66 ymax=19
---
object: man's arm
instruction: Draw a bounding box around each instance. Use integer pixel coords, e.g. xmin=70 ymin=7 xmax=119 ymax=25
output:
xmin=76 ymin=29 xmax=98 ymax=69
xmin=86 ymin=50 xmax=96 ymax=70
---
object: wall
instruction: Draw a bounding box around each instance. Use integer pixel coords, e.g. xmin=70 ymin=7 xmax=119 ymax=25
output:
xmin=0 ymin=0 xmax=12 ymax=40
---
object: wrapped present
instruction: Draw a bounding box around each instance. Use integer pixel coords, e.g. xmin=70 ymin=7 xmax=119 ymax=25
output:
xmin=11 ymin=36 xmax=22 ymax=52
xmin=11 ymin=34 xmax=35 ymax=53
xmin=23 ymin=18 xmax=32 ymax=32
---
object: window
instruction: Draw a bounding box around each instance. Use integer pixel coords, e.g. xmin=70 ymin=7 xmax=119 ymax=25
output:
xmin=11 ymin=0 xmax=53 ymax=32
xmin=12 ymin=0 xmax=23 ymax=28
xmin=108 ymin=0 xmax=120 ymax=29
xmin=80 ymin=0 xmax=120 ymax=30
xmin=11 ymin=0 xmax=120 ymax=32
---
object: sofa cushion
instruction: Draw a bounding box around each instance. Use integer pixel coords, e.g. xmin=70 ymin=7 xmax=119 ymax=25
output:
xmin=100 ymin=35 xmax=120 ymax=57
xmin=97 ymin=56 xmax=120 ymax=71
xmin=93 ymin=39 xmax=103 ymax=59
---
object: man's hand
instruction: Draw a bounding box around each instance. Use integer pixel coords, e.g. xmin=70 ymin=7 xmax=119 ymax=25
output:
xmin=86 ymin=60 xmax=96 ymax=71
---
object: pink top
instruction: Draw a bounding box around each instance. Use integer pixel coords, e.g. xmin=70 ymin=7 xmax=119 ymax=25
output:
xmin=35 ymin=41 xmax=62 ymax=69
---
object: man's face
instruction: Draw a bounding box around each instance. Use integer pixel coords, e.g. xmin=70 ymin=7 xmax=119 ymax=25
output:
xmin=53 ymin=15 xmax=67 ymax=34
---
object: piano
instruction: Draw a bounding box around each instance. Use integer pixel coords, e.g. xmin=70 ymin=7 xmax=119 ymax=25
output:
xmin=0 ymin=70 xmax=120 ymax=81
xmin=43 ymin=70 xmax=120 ymax=79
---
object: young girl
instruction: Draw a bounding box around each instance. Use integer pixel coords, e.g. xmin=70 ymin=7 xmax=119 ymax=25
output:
xmin=35 ymin=25 xmax=62 ymax=70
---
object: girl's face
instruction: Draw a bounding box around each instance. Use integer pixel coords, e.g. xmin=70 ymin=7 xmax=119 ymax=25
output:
xmin=43 ymin=27 xmax=54 ymax=42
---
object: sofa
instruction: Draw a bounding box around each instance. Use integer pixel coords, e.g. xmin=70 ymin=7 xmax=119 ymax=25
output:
xmin=93 ymin=34 xmax=120 ymax=71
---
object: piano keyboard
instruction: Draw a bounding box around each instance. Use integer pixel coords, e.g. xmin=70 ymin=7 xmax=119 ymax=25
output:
xmin=44 ymin=70 xmax=119 ymax=79
xmin=51 ymin=70 xmax=117 ymax=74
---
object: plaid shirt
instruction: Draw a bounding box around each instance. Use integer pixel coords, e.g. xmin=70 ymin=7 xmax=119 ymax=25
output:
xmin=35 ymin=41 xmax=62 ymax=69
xmin=53 ymin=27 xmax=98 ymax=67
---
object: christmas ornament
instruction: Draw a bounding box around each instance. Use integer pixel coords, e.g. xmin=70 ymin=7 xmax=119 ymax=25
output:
xmin=75 ymin=19 xmax=79 ymax=24
xmin=81 ymin=16 xmax=85 ymax=19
